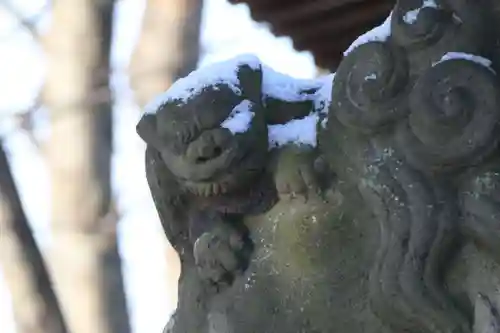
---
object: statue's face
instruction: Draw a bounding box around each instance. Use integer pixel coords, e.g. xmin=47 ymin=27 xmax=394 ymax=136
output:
xmin=147 ymin=85 xmax=269 ymax=197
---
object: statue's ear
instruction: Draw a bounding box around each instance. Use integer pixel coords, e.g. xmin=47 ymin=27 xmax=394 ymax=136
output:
xmin=237 ymin=60 xmax=263 ymax=104
xmin=136 ymin=113 xmax=163 ymax=150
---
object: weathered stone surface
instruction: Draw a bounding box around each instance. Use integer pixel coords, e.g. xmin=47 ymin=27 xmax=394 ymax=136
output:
xmin=138 ymin=1 xmax=500 ymax=332
xmin=321 ymin=0 xmax=500 ymax=332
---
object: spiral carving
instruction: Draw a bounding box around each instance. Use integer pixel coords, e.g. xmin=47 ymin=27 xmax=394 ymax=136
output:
xmin=357 ymin=143 xmax=469 ymax=333
xmin=391 ymin=0 xmax=487 ymax=72
xmin=392 ymin=0 xmax=450 ymax=49
xmin=396 ymin=58 xmax=500 ymax=173
xmin=332 ymin=41 xmax=410 ymax=133
xmin=322 ymin=1 xmax=500 ymax=332
xmin=459 ymin=162 xmax=500 ymax=263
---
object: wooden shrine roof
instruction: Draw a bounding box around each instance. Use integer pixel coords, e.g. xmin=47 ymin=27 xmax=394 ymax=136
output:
xmin=229 ymin=0 xmax=394 ymax=70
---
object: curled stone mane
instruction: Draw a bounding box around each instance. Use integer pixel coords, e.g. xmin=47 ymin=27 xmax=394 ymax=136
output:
xmin=323 ymin=1 xmax=500 ymax=332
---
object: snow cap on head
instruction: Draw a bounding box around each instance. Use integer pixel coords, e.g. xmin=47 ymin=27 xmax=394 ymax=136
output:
xmin=136 ymin=54 xmax=337 ymax=152
xmin=143 ymin=54 xmax=263 ymax=115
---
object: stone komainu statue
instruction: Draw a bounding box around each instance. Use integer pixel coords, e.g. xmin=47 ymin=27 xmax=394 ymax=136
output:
xmin=138 ymin=0 xmax=500 ymax=332
xmin=137 ymin=55 xmax=332 ymax=332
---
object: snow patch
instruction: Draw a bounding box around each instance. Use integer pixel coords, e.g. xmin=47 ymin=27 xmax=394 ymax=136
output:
xmin=262 ymin=65 xmax=322 ymax=102
xmin=221 ymin=100 xmax=255 ymax=134
xmin=321 ymin=118 xmax=329 ymax=129
xmin=403 ymin=0 xmax=438 ymax=24
xmin=365 ymin=73 xmax=377 ymax=81
xmin=141 ymin=54 xmax=337 ymax=149
xmin=344 ymin=12 xmax=393 ymax=56
xmin=268 ymin=113 xmax=319 ymax=148
xmin=143 ymin=54 xmax=261 ymax=114
xmin=316 ymin=73 xmax=335 ymax=129
xmin=436 ymin=52 xmax=495 ymax=73
xmin=267 ymin=73 xmax=335 ymax=147
xmin=315 ymin=73 xmax=335 ymax=114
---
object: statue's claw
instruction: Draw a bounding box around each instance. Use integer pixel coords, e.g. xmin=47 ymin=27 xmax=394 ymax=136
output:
xmin=274 ymin=144 xmax=319 ymax=203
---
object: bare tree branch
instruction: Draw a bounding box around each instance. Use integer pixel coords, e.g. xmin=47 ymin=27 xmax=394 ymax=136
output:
xmin=0 ymin=141 xmax=69 ymax=333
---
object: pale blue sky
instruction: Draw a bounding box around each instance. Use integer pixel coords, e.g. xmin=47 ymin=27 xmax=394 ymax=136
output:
xmin=0 ymin=1 xmax=316 ymax=332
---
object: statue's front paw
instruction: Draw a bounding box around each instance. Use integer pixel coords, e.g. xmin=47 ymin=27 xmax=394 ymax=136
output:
xmin=275 ymin=167 xmax=312 ymax=203
xmin=193 ymin=225 xmax=249 ymax=291
xmin=274 ymin=145 xmax=319 ymax=203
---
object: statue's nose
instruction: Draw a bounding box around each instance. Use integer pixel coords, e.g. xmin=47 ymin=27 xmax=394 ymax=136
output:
xmin=186 ymin=129 xmax=231 ymax=163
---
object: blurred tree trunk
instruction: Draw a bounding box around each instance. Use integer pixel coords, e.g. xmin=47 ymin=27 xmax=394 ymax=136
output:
xmin=130 ymin=0 xmax=204 ymax=107
xmin=129 ymin=0 xmax=204 ymax=311
xmin=0 ymin=142 xmax=68 ymax=333
xmin=42 ymin=1 xmax=131 ymax=333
